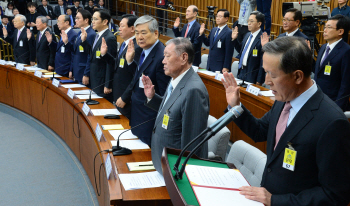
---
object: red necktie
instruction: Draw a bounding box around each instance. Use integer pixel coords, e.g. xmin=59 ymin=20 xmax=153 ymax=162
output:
xmin=184 ymin=24 xmax=189 ymax=38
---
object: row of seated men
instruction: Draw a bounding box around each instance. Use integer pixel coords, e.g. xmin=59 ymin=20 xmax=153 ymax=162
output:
xmin=3 ymin=7 xmax=350 ymax=205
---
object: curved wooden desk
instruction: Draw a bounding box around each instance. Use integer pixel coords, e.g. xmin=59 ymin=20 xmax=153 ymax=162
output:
xmin=0 ymin=65 xmax=171 ymax=206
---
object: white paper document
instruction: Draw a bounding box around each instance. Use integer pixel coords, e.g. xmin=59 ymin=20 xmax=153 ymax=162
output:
xmin=42 ymin=74 xmax=62 ymax=78
xmin=61 ymin=84 xmax=86 ymax=88
xmin=76 ymin=94 xmax=103 ymax=99
xmin=109 ymin=129 xmax=137 ymax=140
xmin=185 ymin=165 xmax=249 ymax=189
xmin=111 ymin=139 xmax=150 ymax=150
xmin=73 ymin=90 xmax=94 ymax=95
xmin=91 ymin=109 xmax=121 ymax=116
xmin=26 ymin=66 xmax=41 ymax=71
xmin=192 ymin=186 xmax=263 ymax=206
xmin=198 ymin=70 xmax=216 ymax=76
xmin=118 ymin=171 xmax=165 ymax=190
xmin=259 ymin=90 xmax=275 ymax=97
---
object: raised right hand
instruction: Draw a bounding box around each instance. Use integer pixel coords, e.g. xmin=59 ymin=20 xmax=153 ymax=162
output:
xmin=231 ymin=26 xmax=239 ymax=41
xmin=142 ymin=75 xmax=155 ymax=100
xmin=221 ymin=72 xmax=241 ymax=107
xmin=174 ymin=17 xmax=180 ymax=28
xmin=100 ymin=37 xmax=108 ymax=56
xmin=26 ymin=29 xmax=32 ymax=40
xmin=199 ymin=23 xmax=205 ymax=36
xmin=45 ymin=31 xmax=52 ymax=44
xmin=260 ymin=32 xmax=269 ymax=47
xmin=125 ymin=40 xmax=135 ymax=64
xmin=81 ymin=27 xmax=87 ymax=42
xmin=2 ymin=27 xmax=7 ymax=37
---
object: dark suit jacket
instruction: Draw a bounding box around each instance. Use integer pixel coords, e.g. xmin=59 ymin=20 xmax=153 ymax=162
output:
xmin=278 ymin=29 xmax=309 ymax=40
xmin=5 ymin=28 xmax=36 ymax=64
xmin=127 ymin=41 xmax=171 ymax=146
xmin=146 ymin=68 xmax=209 ymax=173
xmin=0 ymin=23 xmax=14 ymax=39
xmin=71 ymin=6 xmax=82 ymax=18
xmin=35 ymin=28 xmax=56 ymax=69
xmin=233 ymin=30 xmax=265 ymax=84
xmin=198 ymin=25 xmax=234 ymax=72
xmin=84 ymin=6 xmax=94 ymax=14
xmin=50 ymin=28 xmax=77 ymax=77
xmin=71 ymin=26 xmax=96 ymax=84
xmin=314 ymin=39 xmax=350 ymax=111
xmin=54 ymin=5 xmax=67 ymax=17
xmin=172 ymin=21 xmax=202 ymax=66
xmin=81 ymin=29 xmax=118 ymax=100
xmin=233 ymin=87 xmax=350 ymax=206
xmin=25 ymin=12 xmax=40 ymax=35
xmin=37 ymin=5 xmax=55 ymax=19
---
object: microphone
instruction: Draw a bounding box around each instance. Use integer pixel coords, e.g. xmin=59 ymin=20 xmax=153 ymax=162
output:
xmin=49 ymin=62 xmax=71 ymax=80
xmin=111 ymin=117 xmax=156 ymax=156
xmin=236 ymin=66 xmax=262 ymax=88
xmin=86 ymin=78 xmax=114 ymax=105
xmin=173 ymin=105 xmax=244 ymax=180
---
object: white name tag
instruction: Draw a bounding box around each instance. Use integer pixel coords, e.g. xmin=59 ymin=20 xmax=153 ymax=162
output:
xmin=16 ymin=64 xmax=25 ymax=71
xmin=217 ymin=40 xmax=222 ymax=48
xmin=82 ymin=102 xmax=90 ymax=116
xmin=52 ymin=78 xmax=60 ymax=87
xmin=61 ymin=46 xmax=65 ymax=53
xmin=19 ymin=40 xmax=23 ymax=47
xmin=139 ymin=76 xmax=144 ymax=88
xmin=215 ymin=72 xmax=224 ymax=81
xmin=67 ymin=88 xmax=75 ymax=99
xmin=34 ymin=71 xmax=42 ymax=78
xmin=95 ymin=123 xmax=103 ymax=142
xmin=246 ymin=84 xmax=260 ymax=96
xmin=105 ymin=154 xmax=112 ymax=179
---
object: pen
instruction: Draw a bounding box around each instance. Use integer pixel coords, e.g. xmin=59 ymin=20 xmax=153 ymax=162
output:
xmin=137 ymin=164 xmax=154 ymax=167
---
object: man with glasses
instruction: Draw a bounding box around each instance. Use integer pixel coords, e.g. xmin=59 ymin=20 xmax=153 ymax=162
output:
xmin=314 ymin=14 xmax=350 ymax=111
xmin=198 ymin=9 xmax=234 ymax=73
xmin=278 ymin=8 xmax=308 ymax=39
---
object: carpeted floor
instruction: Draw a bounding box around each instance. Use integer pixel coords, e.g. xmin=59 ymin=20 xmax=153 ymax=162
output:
xmin=0 ymin=103 xmax=98 ymax=206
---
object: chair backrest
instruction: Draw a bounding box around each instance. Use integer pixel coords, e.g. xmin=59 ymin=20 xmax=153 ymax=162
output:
xmin=55 ymin=34 xmax=60 ymax=43
xmin=207 ymin=115 xmax=230 ymax=161
xmin=226 ymin=140 xmax=267 ymax=187
xmin=199 ymin=54 xmax=208 ymax=69
xmin=231 ymin=61 xmax=239 ymax=77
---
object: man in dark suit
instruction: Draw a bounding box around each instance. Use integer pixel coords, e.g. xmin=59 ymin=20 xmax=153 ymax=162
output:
xmin=172 ymin=5 xmax=202 ymax=66
xmin=80 ymin=9 xmax=117 ymax=102
xmin=70 ymin=10 xmax=96 ymax=85
xmin=124 ymin=15 xmax=171 ymax=146
xmin=54 ymin=0 xmax=67 ymax=18
xmin=198 ymin=9 xmax=234 ymax=73
xmin=3 ymin=14 xmax=36 ymax=65
xmin=100 ymin=14 xmax=139 ymax=119
xmin=278 ymin=8 xmax=308 ymax=39
xmin=142 ymin=38 xmax=209 ymax=174
xmin=0 ymin=16 xmax=14 ymax=38
xmin=47 ymin=15 xmax=77 ymax=77
xmin=33 ymin=16 xmax=56 ymax=70
xmin=232 ymin=11 xmax=265 ymax=85
xmin=37 ymin=0 xmax=55 ymax=20
xmin=84 ymin=0 xmax=95 ymax=15
xmin=222 ymin=36 xmax=350 ymax=206
xmin=71 ymin=0 xmax=82 ymax=18
xmin=314 ymin=15 xmax=350 ymax=111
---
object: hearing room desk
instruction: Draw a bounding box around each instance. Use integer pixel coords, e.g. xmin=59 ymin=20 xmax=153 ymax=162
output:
xmin=0 ymin=65 xmax=172 ymax=206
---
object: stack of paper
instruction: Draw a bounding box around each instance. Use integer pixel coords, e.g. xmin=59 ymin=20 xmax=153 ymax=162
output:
xmin=118 ymin=171 xmax=165 ymax=190
xmin=109 ymin=129 xmax=137 ymax=140
xmin=91 ymin=109 xmax=121 ymax=116
xmin=61 ymin=84 xmax=86 ymax=88
xmin=42 ymin=74 xmax=62 ymax=78
xmin=126 ymin=161 xmax=155 ymax=171
xmin=111 ymin=139 xmax=150 ymax=150
xmin=76 ymin=94 xmax=103 ymax=99
xmin=101 ymin=124 xmax=124 ymax=130
xmin=73 ymin=90 xmax=94 ymax=95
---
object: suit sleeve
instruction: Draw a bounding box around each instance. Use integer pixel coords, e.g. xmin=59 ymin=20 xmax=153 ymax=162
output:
xmin=121 ymin=61 xmax=138 ymax=103
xmin=145 ymin=93 xmax=163 ymax=112
xmin=155 ymin=59 xmax=171 ymax=96
xmin=172 ymin=27 xmax=181 ymax=37
xmin=48 ymin=33 xmax=56 ymax=67
xmin=257 ymin=45 xmax=265 ymax=84
xmin=29 ymin=34 xmax=36 ymax=62
xmin=104 ymin=35 xmax=118 ymax=88
xmin=335 ymin=51 xmax=350 ymax=111
xmin=192 ymin=24 xmax=202 ymax=51
xmin=271 ymin=118 xmax=350 ymax=206
xmin=83 ymin=32 xmax=96 ymax=77
xmin=198 ymin=31 xmax=211 ymax=47
xmin=223 ymin=31 xmax=234 ymax=70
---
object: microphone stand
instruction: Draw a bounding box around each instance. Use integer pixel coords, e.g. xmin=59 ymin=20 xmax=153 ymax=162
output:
xmin=86 ymin=78 xmax=114 ymax=105
xmin=238 ymin=67 xmax=262 ymax=88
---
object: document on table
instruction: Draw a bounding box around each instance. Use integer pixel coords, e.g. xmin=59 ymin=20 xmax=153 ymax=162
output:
xmin=111 ymin=139 xmax=150 ymax=150
xmin=198 ymin=70 xmax=216 ymax=76
xmin=101 ymin=124 xmax=124 ymax=130
xmin=61 ymin=84 xmax=86 ymax=88
xmin=26 ymin=66 xmax=41 ymax=71
xmin=42 ymin=74 xmax=62 ymax=78
xmin=109 ymin=129 xmax=137 ymax=140
xmin=73 ymin=90 xmax=94 ymax=95
xmin=118 ymin=171 xmax=165 ymax=190
xmin=127 ymin=161 xmax=155 ymax=171
xmin=259 ymin=90 xmax=275 ymax=97
xmin=192 ymin=186 xmax=264 ymax=206
xmin=76 ymin=94 xmax=103 ymax=99
xmin=185 ymin=165 xmax=249 ymax=189
xmin=91 ymin=109 xmax=121 ymax=116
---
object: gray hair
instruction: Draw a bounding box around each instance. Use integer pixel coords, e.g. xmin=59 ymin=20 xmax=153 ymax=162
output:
xmin=36 ymin=16 xmax=48 ymax=24
xmin=134 ymin=15 xmax=158 ymax=33
xmin=166 ymin=37 xmax=195 ymax=64
xmin=16 ymin=14 xmax=26 ymax=24
xmin=63 ymin=15 xmax=70 ymax=23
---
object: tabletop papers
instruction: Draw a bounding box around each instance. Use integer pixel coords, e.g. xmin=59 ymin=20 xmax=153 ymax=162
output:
xmin=118 ymin=171 xmax=165 ymax=190
xmin=127 ymin=161 xmax=155 ymax=171
xmin=111 ymin=139 xmax=150 ymax=150
xmin=61 ymin=84 xmax=86 ymax=88
xmin=91 ymin=109 xmax=121 ymax=116
xmin=109 ymin=129 xmax=137 ymax=140
xmin=259 ymin=90 xmax=275 ymax=97
xmin=76 ymin=94 xmax=103 ymax=99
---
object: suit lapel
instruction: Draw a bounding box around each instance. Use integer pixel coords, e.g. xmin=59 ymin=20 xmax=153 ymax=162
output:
xmin=211 ymin=26 xmax=228 ymax=49
xmin=320 ymin=40 xmax=343 ymax=70
xmin=315 ymin=45 xmax=326 ymax=73
xmin=37 ymin=28 xmax=48 ymax=49
xmin=247 ymin=31 xmax=262 ymax=56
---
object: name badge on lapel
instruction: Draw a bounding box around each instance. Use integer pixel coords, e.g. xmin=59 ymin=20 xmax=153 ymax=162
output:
xmin=119 ymin=58 xmax=125 ymax=68
xmin=217 ymin=40 xmax=222 ymax=48
xmin=61 ymin=46 xmax=65 ymax=53
xmin=96 ymin=50 xmax=101 ymax=59
xmin=324 ymin=62 xmax=331 ymax=75
xmin=139 ymin=74 xmax=144 ymax=88
xmin=253 ymin=47 xmax=258 ymax=57
xmin=162 ymin=110 xmax=170 ymax=130
xmin=79 ymin=45 xmax=84 ymax=52
xmin=282 ymin=142 xmax=297 ymax=171
xmin=19 ymin=40 xmax=23 ymax=47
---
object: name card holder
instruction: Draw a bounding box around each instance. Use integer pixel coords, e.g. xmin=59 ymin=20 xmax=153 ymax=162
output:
xmin=105 ymin=154 xmax=116 ymax=179
xmin=52 ymin=78 xmax=60 ymax=87
xmin=82 ymin=102 xmax=91 ymax=116
xmin=16 ymin=64 xmax=25 ymax=71
xmin=215 ymin=73 xmax=224 ymax=81
xmin=34 ymin=71 xmax=43 ymax=78
xmin=95 ymin=123 xmax=104 ymax=142
xmin=246 ymin=84 xmax=260 ymax=96
xmin=67 ymin=88 xmax=75 ymax=99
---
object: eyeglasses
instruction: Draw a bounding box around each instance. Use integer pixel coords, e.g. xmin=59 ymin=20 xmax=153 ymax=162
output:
xmin=324 ymin=26 xmax=337 ymax=30
xmin=282 ymin=19 xmax=295 ymax=23
xmin=247 ymin=20 xmax=257 ymax=23
xmin=216 ymin=15 xmax=225 ymax=18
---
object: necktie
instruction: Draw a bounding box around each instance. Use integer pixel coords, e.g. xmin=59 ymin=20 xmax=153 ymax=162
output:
xmin=239 ymin=34 xmax=253 ymax=69
xmin=184 ymin=24 xmax=189 ymax=38
xmin=320 ymin=46 xmax=330 ymax=67
xmin=17 ymin=30 xmax=21 ymax=41
xmin=45 ymin=6 xmax=48 ymax=14
xmin=158 ymin=83 xmax=173 ymax=116
xmin=92 ymin=34 xmax=99 ymax=49
xmin=213 ymin=28 xmax=220 ymax=42
xmin=275 ymin=102 xmax=292 ymax=149
xmin=60 ymin=6 xmax=64 ymax=14
xmin=70 ymin=15 xmax=74 ymax=27
xmin=119 ymin=42 xmax=126 ymax=57
xmin=138 ymin=51 xmax=145 ymax=69
xmin=38 ymin=32 xmax=42 ymax=42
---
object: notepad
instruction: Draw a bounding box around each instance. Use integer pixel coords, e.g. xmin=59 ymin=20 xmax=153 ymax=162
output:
xmin=101 ymin=124 xmax=124 ymax=130
xmin=127 ymin=161 xmax=155 ymax=171
xmin=44 ymin=72 xmax=57 ymax=75
xmin=91 ymin=109 xmax=121 ymax=116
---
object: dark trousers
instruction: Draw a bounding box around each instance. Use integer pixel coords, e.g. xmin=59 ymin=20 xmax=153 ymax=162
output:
xmin=257 ymin=0 xmax=272 ymax=35
xmin=156 ymin=8 xmax=168 ymax=34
